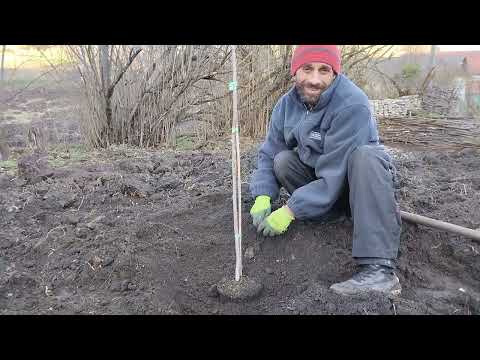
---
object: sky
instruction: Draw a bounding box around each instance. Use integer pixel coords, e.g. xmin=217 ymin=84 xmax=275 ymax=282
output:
xmin=439 ymin=45 xmax=480 ymax=51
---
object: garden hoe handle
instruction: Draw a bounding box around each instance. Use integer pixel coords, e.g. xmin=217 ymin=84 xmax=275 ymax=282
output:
xmin=400 ymin=210 xmax=480 ymax=244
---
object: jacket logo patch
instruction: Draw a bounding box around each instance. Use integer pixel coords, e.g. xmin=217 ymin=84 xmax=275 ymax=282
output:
xmin=309 ymin=131 xmax=322 ymax=141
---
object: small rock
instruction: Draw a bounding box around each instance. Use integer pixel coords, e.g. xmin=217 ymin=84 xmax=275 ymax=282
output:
xmin=297 ymin=283 xmax=309 ymax=294
xmin=88 ymin=286 xmax=95 ymax=291
xmin=244 ymin=246 xmax=255 ymax=260
xmin=36 ymin=188 xmax=49 ymax=196
xmin=64 ymin=215 xmax=80 ymax=226
xmin=86 ymin=222 xmax=96 ymax=230
xmin=33 ymin=212 xmax=47 ymax=222
xmin=75 ymin=227 xmax=88 ymax=239
xmin=212 ymin=308 xmax=219 ymax=314
xmin=439 ymin=184 xmax=450 ymax=191
xmin=102 ymin=257 xmax=114 ymax=267
xmin=100 ymin=299 xmax=110 ymax=306
xmin=0 ymin=238 xmax=14 ymax=250
xmin=150 ymin=193 xmax=163 ymax=201
xmin=60 ymin=196 xmax=77 ymax=209
xmin=207 ymin=284 xmax=219 ymax=298
xmin=121 ymin=280 xmax=130 ymax=292
xmin=265 ymin=267 xmax=274 ymax=275
xmin=127 ymin=283 xmax=137 ymax=291
xmin=24 ymin=260 xmax=35 ymax=268
xmin=110 ymin=281 xmax=121 ymax=292
xmin=98 ymin=217 xmax=115 ymax=227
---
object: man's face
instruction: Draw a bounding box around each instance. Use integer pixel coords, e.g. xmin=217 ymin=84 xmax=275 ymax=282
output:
xmin=294 ymin=62 xmax=336 ymax=107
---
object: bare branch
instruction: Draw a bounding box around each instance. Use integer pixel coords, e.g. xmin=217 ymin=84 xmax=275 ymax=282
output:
xmin=106 ymin=47 xmax=142 ymax=99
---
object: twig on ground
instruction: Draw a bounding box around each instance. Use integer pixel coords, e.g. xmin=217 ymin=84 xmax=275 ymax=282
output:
xmin=76 ymin=196 xmax=85 ymax=211
xmin=44 ymin=225 xmax=66 ymax=243
xmin=175 ymin=244 xmax=180 ymax=258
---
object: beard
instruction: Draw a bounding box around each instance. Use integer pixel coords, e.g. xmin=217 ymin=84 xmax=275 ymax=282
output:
xmin=295 ymin=80 xmax=329 ymax=108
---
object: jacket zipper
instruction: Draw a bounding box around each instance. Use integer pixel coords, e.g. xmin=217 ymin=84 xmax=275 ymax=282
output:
xmin=294 ymin=106 xmax=309 ymax=146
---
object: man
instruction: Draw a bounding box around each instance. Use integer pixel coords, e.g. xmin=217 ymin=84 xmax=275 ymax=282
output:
xmin=249 ymin=45 xmax=402 ymax=296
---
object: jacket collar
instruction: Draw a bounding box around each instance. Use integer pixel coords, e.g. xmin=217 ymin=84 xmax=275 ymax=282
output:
xmin=288 ymin=73 xmax=342 ymax=111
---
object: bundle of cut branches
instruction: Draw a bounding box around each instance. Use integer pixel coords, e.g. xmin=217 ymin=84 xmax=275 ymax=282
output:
xmin=378 ymin=116 xmax=480 ymax=149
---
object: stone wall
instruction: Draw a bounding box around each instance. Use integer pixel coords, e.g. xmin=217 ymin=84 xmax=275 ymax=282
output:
xmin=369 ymin=95 xmax=421 ymax=119
xmin=369 ymin=84 xmax=465 ymax=119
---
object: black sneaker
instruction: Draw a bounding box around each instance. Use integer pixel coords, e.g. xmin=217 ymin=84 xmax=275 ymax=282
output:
xmin=330 ymin=264 xmax=401 ymax=296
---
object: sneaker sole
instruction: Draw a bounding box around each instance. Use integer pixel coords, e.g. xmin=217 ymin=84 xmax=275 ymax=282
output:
xmin=330 ymin=285 xmax=402 ymax=297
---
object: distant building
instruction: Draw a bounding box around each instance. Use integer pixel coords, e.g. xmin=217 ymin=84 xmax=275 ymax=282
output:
xmin=375 ymin=50 xmax=480 ymax=114
xmin=436 ymin=51 xmax=480 ymax=114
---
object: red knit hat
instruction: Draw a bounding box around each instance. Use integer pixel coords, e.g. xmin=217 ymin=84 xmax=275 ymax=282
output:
xmin=290 ymin=45 xmax=341 ymax=76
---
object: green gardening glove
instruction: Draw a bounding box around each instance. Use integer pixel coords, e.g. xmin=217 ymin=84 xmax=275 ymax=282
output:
xmin=250 ymin=195 xmax=271 ymax=227
xmin=257 ymin=206 xmax=295 ymax=237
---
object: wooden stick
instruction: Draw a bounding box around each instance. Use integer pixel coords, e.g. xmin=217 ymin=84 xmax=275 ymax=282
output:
xmin=400 ymin=211 xmax=480 ymax=243
xmin=231 ymin=45 xmax=242 ymax=281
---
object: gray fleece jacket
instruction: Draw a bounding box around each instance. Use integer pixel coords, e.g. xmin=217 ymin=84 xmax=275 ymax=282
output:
xmin=249 ymin=73 xmax=379 ymax=220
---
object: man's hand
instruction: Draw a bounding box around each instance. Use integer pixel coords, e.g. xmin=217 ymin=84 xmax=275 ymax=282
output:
xmin=258 ymin=206 xmax=295 ymax=237
xmin=250 ymin=195 xmax=271 ymax=227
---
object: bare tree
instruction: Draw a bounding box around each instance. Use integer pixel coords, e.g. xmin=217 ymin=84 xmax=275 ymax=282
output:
xmin=99 ymin=45 xmax=111 ymax=91
xmin=340 ymin=45 xmax=396 ymax=88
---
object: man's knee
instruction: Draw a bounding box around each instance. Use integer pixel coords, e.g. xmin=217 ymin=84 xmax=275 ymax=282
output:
xmin=273 ymin=150 xmax=297 ymax=179
xmin=348 ymin=145 xmax=384 ymax=172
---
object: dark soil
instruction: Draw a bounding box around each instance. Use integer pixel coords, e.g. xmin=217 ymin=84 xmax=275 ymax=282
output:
xmin=1 ymin=140 xmax=480 ymax=315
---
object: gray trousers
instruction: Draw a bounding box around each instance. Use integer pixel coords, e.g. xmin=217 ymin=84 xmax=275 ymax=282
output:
xmin=273 ymin=145 xmax=401 ymax=268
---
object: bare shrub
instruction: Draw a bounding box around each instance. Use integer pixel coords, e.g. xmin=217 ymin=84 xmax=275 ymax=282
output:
xmin=67 ymin=45 xmax=397 ymax=147
xmin=67 ymin=45 xmax=231 ymax=148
